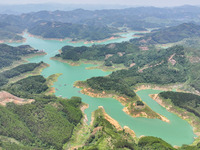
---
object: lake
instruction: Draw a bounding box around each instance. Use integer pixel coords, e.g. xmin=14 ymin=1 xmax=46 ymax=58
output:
xmin=9 ymin=31 xmax=195 ymax=146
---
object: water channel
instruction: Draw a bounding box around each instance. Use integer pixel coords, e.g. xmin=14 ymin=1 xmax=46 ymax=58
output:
xmin=9 ymin=32 xmax=195 ymax=146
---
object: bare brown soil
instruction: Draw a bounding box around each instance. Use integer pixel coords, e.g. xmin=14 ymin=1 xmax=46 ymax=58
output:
xmin=123 ymin=103 xmax=170 ymax=123
xmin=168 ymin=54 xmax=176 ymax=65
xmin=80 ymin=104 xmax=89 ymax=125
xmin=123 ymin=126 xmax=136 ymax=138
xmin=99 ymin=106 xmax=123 ymax=131
xmin=134 ymin=84 xmax=183 ymax=92
xmin=83 ymin=36 xmax=121 ymax=44
xmin=79 ymin=87 xmax=128 ymax=106
xmin=0 ymin=91 xmax=34 ymax=106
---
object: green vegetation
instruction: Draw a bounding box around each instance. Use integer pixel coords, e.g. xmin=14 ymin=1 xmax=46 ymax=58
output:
xmin=2 ymin=6 xmax=200 ymax=42
xmin=0 ymin=22 xmax=24 ymax=42
xmin=138 ymin=136 xmax=175 ymax=150
xmin=0 ymin=139 xmax=43 ymax=150
xmin=159 ymin=91 xmax=200 ymax=117
xmin=136 ymin=100 xmax=144 ymax=106
xmin=56 ymin=42 xmax=140 ymax=67
xmin=80 ymin=45 xmax=192 ymax=91
xmin=1 ymin=75 xmax=199 ymax=149
xmin=188 ymin=63 xmax=200 ymax=91
xmin=0 ymin=30 xmax=23 ymax=42
xmin=53 ymin=23 xmax=200 ymax=148
xmin=0 ymin=75 xmax=83 ymax=149
xmin=79 ymin=108 xmax=137 ymax=150
xmin=180 ymin=143 xmax=200 ymax=150
xmin=1 ymin=8 xmax=200 ymax=150
xmin=132 ymin=23 xmax=200 ymax=44
xmin=0 ymin=62 xmax=42 ymax=87
xmin=0 ymin=44 xmax=38 ymax=69
xmin=73 ymin=107 xmax=180 ymax=150
xmin=4 ymin=75 xmax=48 ymax=97
xmin=86 ymin=77 xmax=136 ymax=98
xmin=3 ymin=6 xmax=200 ymax=32
xmin=28 ymin=21 xmax=119 ymax=41
xmin=108 ymin=45 xmax=200 ymax=91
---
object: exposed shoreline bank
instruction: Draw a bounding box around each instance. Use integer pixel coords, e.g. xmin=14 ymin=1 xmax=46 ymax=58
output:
xmin=75 ymin=81 xmax=170 ymax=123
xmin=0 ymin=52 xmax=46 ymax=73
xmin=134 ymin=83 xmax=184 ymax=93
xmin=0 ymin=37 xmax=26 ymax=44
xmin=45 ymin=73 xmax=63 ymax=95
xmin=7 ymin=62 xmax=49 ymax=85
xmin=80 ymin=103 xmax=89 ymax=125
xmin=51 ymin=56 xmax=125 ymax=72
xmin=27 ymin=32 xmax=123 ymax=44
xmin=150 ymin=94 xmax=200 ymax=145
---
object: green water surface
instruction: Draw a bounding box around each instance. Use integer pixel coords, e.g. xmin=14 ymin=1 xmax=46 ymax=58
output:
xmin=9 ymin=32 xmax=195 ymax=146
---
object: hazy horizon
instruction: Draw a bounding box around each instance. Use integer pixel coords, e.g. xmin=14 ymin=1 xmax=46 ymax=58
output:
xmin=0 ymin=0 xmax=200 ymax=7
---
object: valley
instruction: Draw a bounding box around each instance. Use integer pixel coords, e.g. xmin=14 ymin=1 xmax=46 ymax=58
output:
xmin=0 ymin=5 xmax=200 ymax=150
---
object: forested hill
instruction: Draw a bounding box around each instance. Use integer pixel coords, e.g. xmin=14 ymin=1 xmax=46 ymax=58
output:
xmin=5 ymin=6 xmax=200 ymax=28
xmin=0 ymin=22 xmax=24 ymax=42
xmin=0 ymin=75 xmax=83 ymax=149
xmin=28 ymin=21 xmax=119 ymax=41
xmin=2 ymin=6 xmax=200 ymax=41
xmin=2 ymin=6 xmax=200 ymax=42
xmin=159 ymin=91 xmax=200 ymax=117
xmin=0 ymin=44 xmax=38 ymax=69
xmin=76 ymin=44 xmax=199 ymax=94
xmin=134 ymin=23 xmax=200 ymax=44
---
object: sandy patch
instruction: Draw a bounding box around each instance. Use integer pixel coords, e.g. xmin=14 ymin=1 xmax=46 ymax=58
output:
xmin=0 ymin=91 xmax=34 ymax=106
xmin=149 ymin=94 xmax=171 ymax=111
xmin=134 ymin=84 xmax=182 ymax=92
xmin=168 ymin=54 xmax=176 ymax=65
xmin=123 ymin=126 xmax=136 ymax=138
xmin=80 ymin=104 xmax=89 ymax=125
xmin=99 ymin=106 xmax=122 ymax=131
xmin=123 ymin=101 xmax=170 ymax=123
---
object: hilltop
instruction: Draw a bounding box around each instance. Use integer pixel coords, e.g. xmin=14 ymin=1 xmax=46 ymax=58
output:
xmin=28 ymin=21 xmax=119 ymax=41
xmin=135 ymin=23 xmax=200 ymax=44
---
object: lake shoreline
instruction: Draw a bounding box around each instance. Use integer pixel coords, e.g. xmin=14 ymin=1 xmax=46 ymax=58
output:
xmin=7 ymin=62 xmax=49 ymax=86
xmin=1 ymin=37 xmax=26 ymax=44
xmin=150 ymin=94 xmax=200 ymax=145
xmin=45 ymin=73 xmax=63 ymax=95
xmin=80 ymin=103 xmax=89 ymax=125
xmin=98 ymin=106 xmax=137 ymax=138
xmin=27 ymin=32 xmax=124 ymax=44
xmin=134 ymin=83 xmax=184 ymax=92
xmin=6 ymin=29 xmax=196 ymax=147
xmin=75 ymin=81 xmax=170 ymax=123
xmin=0 ymin=52 xmax=46 ymax=73
xmin=51 ymin=56 xmax=125 ymax=72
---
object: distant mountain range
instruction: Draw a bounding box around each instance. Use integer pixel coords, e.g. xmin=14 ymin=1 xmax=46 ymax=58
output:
xmin=28 ymin=21 xmax=119 ymax=41
xmin=0 ymin=4 xmax=131 ymax=14
xmin=1 ymin=5 xmax=200 ymax=41
xmin=134 ymin=23 xmax=200 ymax=44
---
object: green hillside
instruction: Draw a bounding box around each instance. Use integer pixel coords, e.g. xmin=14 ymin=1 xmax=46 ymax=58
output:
xmin=0 ymin=75 xmax=82 ymax=149
xmin=0 ymin=22 xmax=24 ymax=42
xmin=28 ymin=21 xmax=119 ymax=41
xmin=0 ymin=44 xmax=38 ymax=69
xmin=135 ymin=23 xmax=200 ymax=44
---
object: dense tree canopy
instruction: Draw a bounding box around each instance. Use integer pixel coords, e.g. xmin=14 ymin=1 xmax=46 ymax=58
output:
xmin=0 ymin=62 xmax=42 ymax=87
xmin=160 ymin=91 xmax=200 ymax=117
xmin=86 ymin=76 xmax=136 ymax=98
xmin=132 ymin=23 xmax=200 ymax=44
xmin=28 ymin=21 xmax=119 ymax=41
xmin=1 ymin=75 xmax=83 ymax=149
xmin=0 ymin=44 xmax=38 ymax=69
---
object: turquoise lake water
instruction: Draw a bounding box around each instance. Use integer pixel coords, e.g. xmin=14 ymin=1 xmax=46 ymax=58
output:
xmin=9 ymin=32 xmax=195 ymax=146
